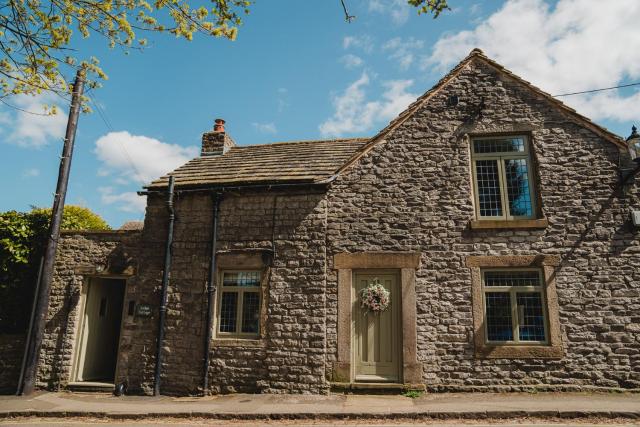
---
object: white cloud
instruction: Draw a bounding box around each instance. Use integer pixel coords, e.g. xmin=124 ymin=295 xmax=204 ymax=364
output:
xmin=21 ymin=168 xmax=40 ymax=178
xmin=369 ymin=0 xmax=410 ymax=25
xmin=382 ymin=37 xmax=424 ymax=70
xmin=469 ymin=3 xmax=482 ymax=15
xmin=423 ymin=0 xmax=640 ymax=123
xmin=252 ymin=122 xmax=277 ymax=134
xmin=343 ymin=35 xmax=374 ymax=53
xmin=277 ymin=87 xmax=289 ymax=112
xmin=0 ymin=94 xmax=67 ymax=148
xmin=94 ymin=131 xmax=198 ymax=185
xmin=340 ymin=54 xmax=364 ymax=69
xmin=99 ymin=187 xmax=147 ymax=213
xmin=319 ymin=72 xmax=418 ymax=137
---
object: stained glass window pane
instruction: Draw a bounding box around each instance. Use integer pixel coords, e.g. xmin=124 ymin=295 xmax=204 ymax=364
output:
xmin=219 ymin=292 xmax=238 ymax=333
xmin=485 ymin=270 xmax=540 ymax=287
xmin=475 ymin=159 xmax=503 ymax=217
xmin=474 ymin=137 xmax=525 ymax=154
xmin=517 ymin=292 xmax=546 ymax=341
xmin=504 ymin=158 xmax=533 ymax=217
xmin=223 ymin=271 xmax=260 ymax=287
xmin=241 ymin=292 xmax=260 ymax=334
xmin=485 ymin=292 xmax=513 ymax=341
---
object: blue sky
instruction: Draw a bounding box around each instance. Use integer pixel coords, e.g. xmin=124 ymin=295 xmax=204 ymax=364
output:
xmin=2 ymin=0 xmax=640 ymax=227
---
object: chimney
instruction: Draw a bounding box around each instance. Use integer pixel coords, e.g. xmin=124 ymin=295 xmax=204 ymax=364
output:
xmin=201 ymin=118 xmax=236 ymax=156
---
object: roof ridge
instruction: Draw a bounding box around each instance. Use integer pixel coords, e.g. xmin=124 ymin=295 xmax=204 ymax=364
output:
xmin=334 ymin=48 xmax=481 ymax=175
xmin=231 ymin=137 xmax=370 ymax=149
xmin=470 ymin=50 xmax=624 ymax=146
xmin=335 ymin=48 xmax=625 ymax=177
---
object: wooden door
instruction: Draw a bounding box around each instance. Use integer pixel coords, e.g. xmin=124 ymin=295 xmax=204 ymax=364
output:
xmin=76 ymin=278 xmax=125 ymax=382
xmin=353 ymin=271 xmax=401 ymax=382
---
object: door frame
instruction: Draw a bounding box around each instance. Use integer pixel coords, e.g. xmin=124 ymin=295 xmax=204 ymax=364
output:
xmin=71 ymin=275 xmax=129 ymax=384
xmin=333 ymin=252 xmax=423 ymax=386
xmin=351 ymin=269 xmax=402 ymax=383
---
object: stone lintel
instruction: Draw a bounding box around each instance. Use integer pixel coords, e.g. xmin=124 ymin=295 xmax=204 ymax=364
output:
xmin=466 ymin=254 xmax=560 ymax=268
xmin=334 ymin=252 xmax=421 ymax=269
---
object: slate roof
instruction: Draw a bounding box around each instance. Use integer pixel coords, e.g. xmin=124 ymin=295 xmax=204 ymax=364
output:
xmin=146 ymin=138 xmax=369 ymax=189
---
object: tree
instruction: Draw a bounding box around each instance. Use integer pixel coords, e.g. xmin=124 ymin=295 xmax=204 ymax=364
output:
xmin=1 ymin=1 xmax=450 ymax=103
xmin=407 ymin=0 xmax=450 ymax=18
xmin=30 ymin=205 xmax=110 ymax=231
xmin=0 ymin=205 xmax=109 ymax=333
xmin=0 ymin=0 xmax=251 ymax=101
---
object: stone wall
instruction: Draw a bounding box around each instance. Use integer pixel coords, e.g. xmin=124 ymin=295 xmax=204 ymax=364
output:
xmin=325 ymin=57 xmax=640 ymax=391
xmin=36 ymin=230 xmax=141 ymax=390
xmin=0 ymin=334 xmax=24 ymax=394
xmin=115 ymin=190 xmax=329 ymax=395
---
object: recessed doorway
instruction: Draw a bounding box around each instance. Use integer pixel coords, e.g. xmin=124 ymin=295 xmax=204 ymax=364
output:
xmin=73 ymin=277 xmax=125 ymax=383
xmin=352 ymin=271 xmax=402 ymax=383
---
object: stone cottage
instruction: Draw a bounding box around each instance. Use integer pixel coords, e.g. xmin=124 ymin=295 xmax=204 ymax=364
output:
xmin=30 ymin=49 xmax=640 ymax=395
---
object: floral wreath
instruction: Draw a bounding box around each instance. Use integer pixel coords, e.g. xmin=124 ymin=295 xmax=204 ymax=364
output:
xmin=359 ymin=278 xmax=390 ymax=314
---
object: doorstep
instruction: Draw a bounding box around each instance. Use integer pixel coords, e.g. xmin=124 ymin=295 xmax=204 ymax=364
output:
xmin=66 ymin=381 xmax=114 ymax=393
xmin=331 ymin=382 xmax=425 ymax=393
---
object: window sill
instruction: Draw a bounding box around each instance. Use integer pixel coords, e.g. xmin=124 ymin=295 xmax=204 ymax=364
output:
xmin=469 ymin=218 xmax=549 ymax=230
xmin=211 ymin=337 xmax=266 ymax=348
xmin=475 ymin=344 xmax=563 ymax=359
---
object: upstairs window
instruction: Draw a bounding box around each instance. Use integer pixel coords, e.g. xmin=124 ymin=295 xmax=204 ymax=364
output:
xmin=471 ymin=136 xmax=536 ymax=220
xmin=482 ymin=269 xmax=548 ymax=344
xmin=217 ymin=271 xmax=261 ymax=338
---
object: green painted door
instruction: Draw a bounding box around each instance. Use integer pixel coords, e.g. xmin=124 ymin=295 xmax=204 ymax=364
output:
xmin=76 ymin=278 xmax=125 ymax=382
xmin=353 ymin=272 xmax=401 ymax=382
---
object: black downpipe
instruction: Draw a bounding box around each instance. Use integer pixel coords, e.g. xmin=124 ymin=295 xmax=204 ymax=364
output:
xmin=203 ymin=192 xmax=221 ymax=395
xmin=154 ymin=175 xmax=175 ymax=396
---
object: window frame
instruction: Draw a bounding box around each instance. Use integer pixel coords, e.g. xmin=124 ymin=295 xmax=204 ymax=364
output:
xmin=215 ymin=269 xmax=262 ymax=339
xmin=466 ymin=255 xmax=563 ymax=359
xmin=470 ymin=135 xmax=537 ymax=221
xmin=481 ymin=268 xmax=549 ymax=346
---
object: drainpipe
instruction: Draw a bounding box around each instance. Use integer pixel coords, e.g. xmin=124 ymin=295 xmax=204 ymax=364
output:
xmin=154 ymin=175 xmax=175 ymax=396
xmin=202 ymin=192 xmax=222 ymax=395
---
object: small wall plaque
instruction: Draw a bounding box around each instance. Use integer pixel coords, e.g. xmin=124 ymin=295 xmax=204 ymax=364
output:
xmin=135 ymin=303 xmax=153 ymax=318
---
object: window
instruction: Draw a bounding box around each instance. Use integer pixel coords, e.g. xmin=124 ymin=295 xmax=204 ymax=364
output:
xmin=471 ymin=136 xmax=536 ymax=220
xmin=217 ymin=271 xmax=261 ymax=338
xmin=482 ymin=269 xmax=548 ymax=344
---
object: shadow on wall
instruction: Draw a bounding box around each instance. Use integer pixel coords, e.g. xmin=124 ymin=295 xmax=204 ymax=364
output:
xmin=0 ymin=334 xmax=24 ymax=394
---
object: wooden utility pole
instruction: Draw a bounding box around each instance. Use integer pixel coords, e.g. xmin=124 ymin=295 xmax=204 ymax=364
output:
xmin=19 ymin=68 xmax=86 ymax=395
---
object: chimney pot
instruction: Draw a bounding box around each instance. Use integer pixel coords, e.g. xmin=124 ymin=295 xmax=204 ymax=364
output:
xmin=214 ymin=118 xmax=226 ymax=133
xmin=201 ymin=118 xmax=235 ymax=156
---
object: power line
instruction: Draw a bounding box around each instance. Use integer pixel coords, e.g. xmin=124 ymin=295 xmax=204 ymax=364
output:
xmin=553 ymin=82 xmax=640 ymax=97
xmin=86 ymin=91 xmax=147 ymax=188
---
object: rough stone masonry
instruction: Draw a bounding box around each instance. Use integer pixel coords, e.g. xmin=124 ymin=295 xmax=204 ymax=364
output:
xmin=23 ymin=49 xmax=640 ymax=396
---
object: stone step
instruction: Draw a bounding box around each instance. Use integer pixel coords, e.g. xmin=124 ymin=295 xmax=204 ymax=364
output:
xmin=66 ymin=381 xmax=114 ymax=393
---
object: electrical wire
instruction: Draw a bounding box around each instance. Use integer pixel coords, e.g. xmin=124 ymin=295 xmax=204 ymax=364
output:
xmin=86 ymin=90 xmax=146 ymax=186
xmin=86 ymin=90 xmax=148 ymax=221
xmin=553 ymin=82 xmax=640 ymax=97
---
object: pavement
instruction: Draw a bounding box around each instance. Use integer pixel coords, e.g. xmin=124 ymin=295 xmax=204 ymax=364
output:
xmin=0 ymin=391 xmax=639 ymax=421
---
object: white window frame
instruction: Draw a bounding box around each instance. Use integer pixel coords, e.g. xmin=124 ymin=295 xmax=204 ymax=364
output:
xmin=471 ymin=135 xmax=536 ymax=221
xmin=481 ymin=268 xmax=549 ymax=346
xmin=216 ymin=270 xmax=262 ymax=339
